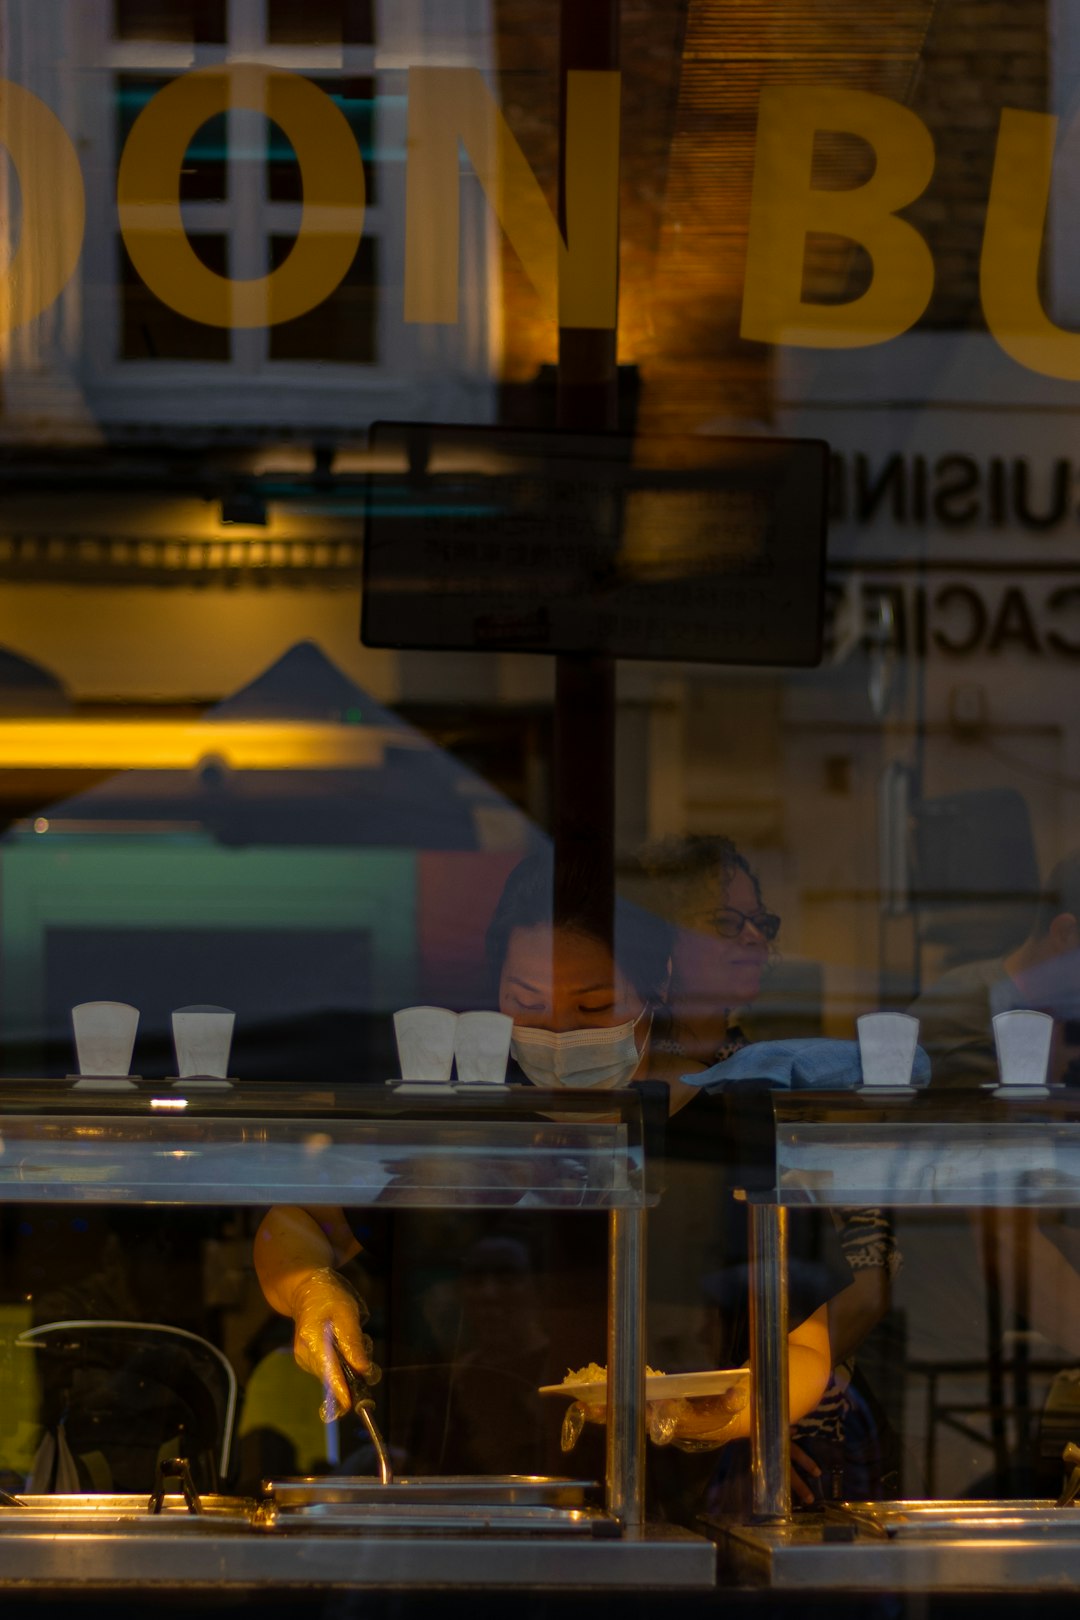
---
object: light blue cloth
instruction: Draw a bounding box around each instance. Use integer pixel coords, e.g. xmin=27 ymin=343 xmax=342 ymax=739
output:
xmin=682 ymin=1037 xmax=931 ymax=1091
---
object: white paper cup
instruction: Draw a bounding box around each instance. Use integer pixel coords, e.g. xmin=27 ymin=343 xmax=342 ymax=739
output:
xmin=993 ymin=1009 xmax=1053 ymax=1087
xmin=393 ymin=1006 xmax=457 ymax=1082
xmin=455 ymin=1011 xmax=513 ymax=1085
xmin=72 ymin=1002 xmax=139 ymax=1077
xmin=172 ymin=1006 xmax=235 ymax=1078
xmin=857 ymin=1011 xmax=920 ymax=1088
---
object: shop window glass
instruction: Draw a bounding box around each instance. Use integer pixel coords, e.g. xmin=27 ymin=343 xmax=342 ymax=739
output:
xmin=117 ymin=75 xmax=228 ymax=204
xmin=113 ymin=0 xmax=228 ymax=43
xmin=266 ymin=0 xmax=375 ymax=46
xmin=119 ymin=234 xmax=230 ymax=361
xmin=268 ymin=78 xmax=376 ymax=207
xmin=267 ymin=235 xmax=377 ymax=363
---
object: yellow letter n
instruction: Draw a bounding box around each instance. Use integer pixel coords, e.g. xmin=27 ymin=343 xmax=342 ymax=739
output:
xmin=404 ymin=66 xmax=620 ymax=330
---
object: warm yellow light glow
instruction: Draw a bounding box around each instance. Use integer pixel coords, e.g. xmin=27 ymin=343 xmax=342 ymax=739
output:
xmin=0 ymin=721 xmax=423 ymax=771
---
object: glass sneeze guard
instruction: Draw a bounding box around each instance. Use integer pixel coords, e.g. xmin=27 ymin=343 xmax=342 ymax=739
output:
xmin=0 ymin=1081 xmax=648 ymax=1208
xmin=766 ymin=1091 xmax=1080 ymax=1209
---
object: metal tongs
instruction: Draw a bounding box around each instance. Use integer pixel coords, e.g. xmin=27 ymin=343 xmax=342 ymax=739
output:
xmin=338 ymin=1354 xmax=394 ymax=1486
xmin=149 ymin=1455 xmax=204 ymax=1516
xmin=1058 ymin=1442 xmax=1080 ymax=1509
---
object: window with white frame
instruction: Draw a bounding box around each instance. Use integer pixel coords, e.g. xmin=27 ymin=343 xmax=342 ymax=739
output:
xmin=105 ymin=1 xmax=379 ymax=369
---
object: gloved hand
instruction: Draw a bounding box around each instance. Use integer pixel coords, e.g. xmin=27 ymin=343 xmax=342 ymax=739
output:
xmin=560 ymin=1385 xmax=749 ymax=1454
xmin=289 ymin=1267 xmax=380 ymax=1422
xmin=646 ymin=1385 xmax=748 ymax=1451
xmin=560 ymin=1398 xmax=606 ymax=1453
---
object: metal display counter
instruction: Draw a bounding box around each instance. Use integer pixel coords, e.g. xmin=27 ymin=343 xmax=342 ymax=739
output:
xmin=0 ymin=1079 xmax=715 ymax=1592
xmin=721 ymin=1087 xmax=1080 ymax=1591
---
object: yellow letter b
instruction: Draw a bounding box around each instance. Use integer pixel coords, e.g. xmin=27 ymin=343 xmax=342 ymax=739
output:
xmin=741 ymin=87 xmax=935 ymax=350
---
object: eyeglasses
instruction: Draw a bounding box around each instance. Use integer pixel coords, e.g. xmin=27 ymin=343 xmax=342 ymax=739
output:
xmin=707 ymin=907 xmax=781 ymax=942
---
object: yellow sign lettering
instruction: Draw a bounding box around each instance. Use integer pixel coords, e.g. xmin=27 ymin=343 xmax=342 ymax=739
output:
xmin=981 ymin=109 xmax=1080 ymax=381
xmin=404 ymin=66 xmax=620 ymax=329
xmin=117 ymin=64 xmax=365 ymax=329
xmin=741 ymin=86 xmax=935 ymax=349
xmin=0 ymin=81 xmax=85 ymax=336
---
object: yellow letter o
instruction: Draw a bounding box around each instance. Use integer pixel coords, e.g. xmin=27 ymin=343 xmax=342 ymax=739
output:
xmin=116 ymin=65 xmax=365 ymax=329
xmin=0 ymin=80 xmax=86 ymax=335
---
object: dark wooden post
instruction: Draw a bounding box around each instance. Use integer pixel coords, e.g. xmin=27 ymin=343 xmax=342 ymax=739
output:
xmin=554 ymin=0 xmax=619 ymax=942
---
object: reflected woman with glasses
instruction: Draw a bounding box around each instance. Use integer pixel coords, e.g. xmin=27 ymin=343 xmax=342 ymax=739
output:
xmin=637 ymin=835 xmax=779 ymax=1069
xmin=636 ymin=835 xmax=901 ymax=1504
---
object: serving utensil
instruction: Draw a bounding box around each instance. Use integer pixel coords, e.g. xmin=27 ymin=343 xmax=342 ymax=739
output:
xmin=338 ymin=1355 xmax=393 ymax=1486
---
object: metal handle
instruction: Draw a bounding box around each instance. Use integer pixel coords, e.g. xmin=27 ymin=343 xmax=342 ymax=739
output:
xmin=339 ymin=1356 xmax=394 ymax=1486
xmin=606 ymin=1206 xmax=645 ymax=1527
xmin=355 ymin=1399 xmax=394 ymax=1486
xmin=748 ymin=1202 xmax=791 ymax=1521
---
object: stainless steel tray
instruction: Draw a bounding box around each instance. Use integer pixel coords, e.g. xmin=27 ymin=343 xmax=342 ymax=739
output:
xmin=257 ymin=1501 xmax=612 ymax=1535
xmin=0 ymin=1494 xmax=256 ymax=1533
xmin=263 ymin=1475 xmax=597 ymax=1509
xmin=834 ymin=1499 xmax=1080 ymax=1540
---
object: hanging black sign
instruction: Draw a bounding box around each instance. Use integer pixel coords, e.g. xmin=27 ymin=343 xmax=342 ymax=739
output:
xmin=361 ymin=424 xmax=829 ymax=667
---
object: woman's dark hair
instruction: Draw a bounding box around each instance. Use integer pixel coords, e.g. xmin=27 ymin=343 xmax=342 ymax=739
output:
xmin=636 ymin=834 xmax=764 ymax=913
xmin=486 ymin=850 xmax=672 ymax=1004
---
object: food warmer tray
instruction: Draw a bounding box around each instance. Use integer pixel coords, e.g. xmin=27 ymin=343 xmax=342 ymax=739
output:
xmin=265 ymin=1475 xmax=596 ymax=1507
xmin=831 ymin=1499 xmax=1080 ymax=1539
xmin=259 ymin=1475 xmax=612 ymax=1535
xmin=0 ymin=1494 xmax=256 ymax=1533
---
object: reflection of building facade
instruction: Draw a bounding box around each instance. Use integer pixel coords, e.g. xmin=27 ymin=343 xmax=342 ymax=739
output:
xmin=0 ymin=643 xmax=527 ymax=1073
xmin=2 ymin=0 xmax=498 ymax=442
xmin=1 ymin=0 xmax=1080 ymax=1531
xmin=0 ymin=0 xmax=1075 ymax=1038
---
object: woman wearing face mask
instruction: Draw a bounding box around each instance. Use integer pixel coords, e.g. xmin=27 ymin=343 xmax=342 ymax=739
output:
xmin=253 ymin=853 xmax=846 ymax=1487
xmin=490 ymin=852 xmax=690 ymax=1098
xmin=251 ymin=854 xmax=691 ymax=1427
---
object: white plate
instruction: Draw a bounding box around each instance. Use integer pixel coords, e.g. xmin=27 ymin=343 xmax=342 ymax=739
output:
xmin=538 ymin=1368 xmax=749 ymax=1403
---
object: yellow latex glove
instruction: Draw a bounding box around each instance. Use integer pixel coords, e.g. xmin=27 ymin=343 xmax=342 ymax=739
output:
xmin=647 ymin=1386 xmax=749 ymax=1451
xmin=560 ymin=1385 xmax=749 ymax=1455
xmin=289 ymin=1267 xmax=379 ymax=1422
xmin=560 ymin=1399 xmax=605 ymax=1453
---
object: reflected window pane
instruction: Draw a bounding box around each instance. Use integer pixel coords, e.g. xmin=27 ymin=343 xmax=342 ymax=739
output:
xmin=113 ymin=1 xmax=228 ymax=43
xmin=268 ymin=236 xmax=377 ymax=363
xmin=120 ymin=235 xmax=231 ymax=361
xmin=117 ymin=75 xmax=228 ymax=203
xmin=266 ymin=0 xmax=375 ymax=46
xmin=268 ymin=77 xmax=375 ymax=206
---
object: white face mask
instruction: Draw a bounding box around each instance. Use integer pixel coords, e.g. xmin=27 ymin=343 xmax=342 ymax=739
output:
xmin=511 ymin=1004 xmax=652 ymax=1090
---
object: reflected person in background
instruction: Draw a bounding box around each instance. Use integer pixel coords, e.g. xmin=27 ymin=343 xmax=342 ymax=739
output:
xmin=911 ymin=850 xmax=1080 ymax=1089
xmin=910 ymin=850 xmax=1080 ymax=1387
xmin=636 ymin=836 xmax=901 ymax=1500
xmin=397 ymin=1233 xmax=554 ymax=1475
xmin=637 ymin=834 xmax=776 ymax=1070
